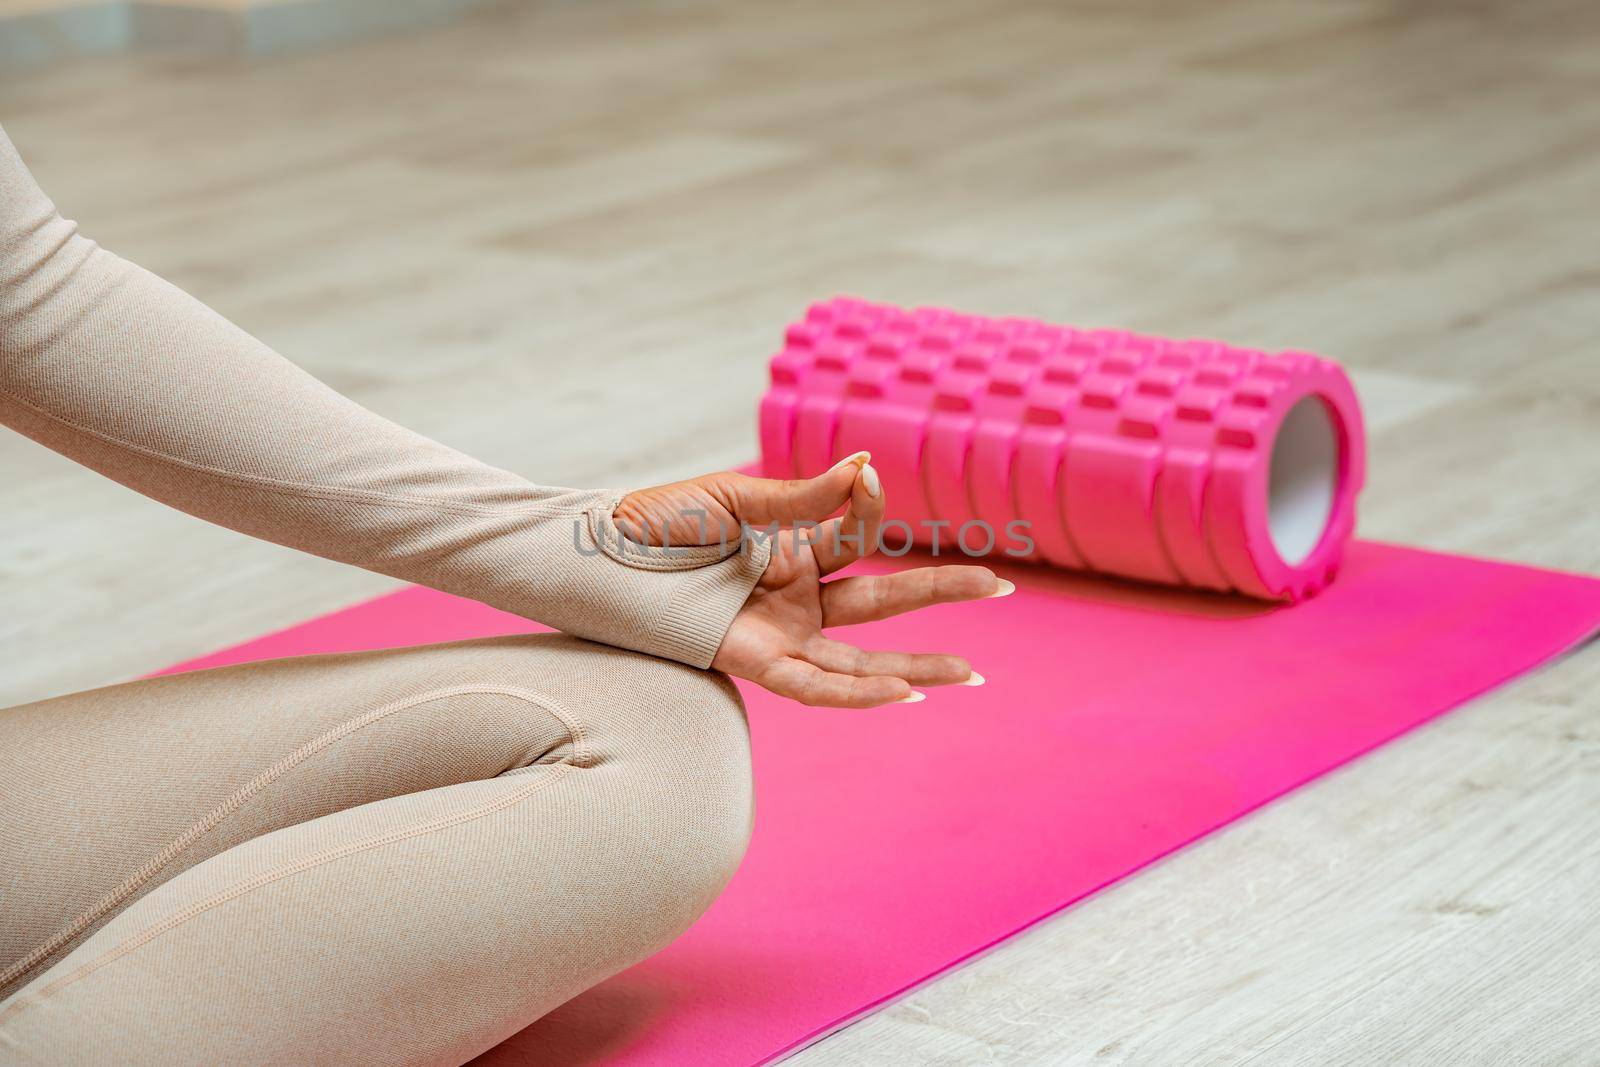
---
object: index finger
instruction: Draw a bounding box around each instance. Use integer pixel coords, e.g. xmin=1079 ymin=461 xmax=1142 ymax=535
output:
xmin=808 ymin=463 xmax=885 ymax=576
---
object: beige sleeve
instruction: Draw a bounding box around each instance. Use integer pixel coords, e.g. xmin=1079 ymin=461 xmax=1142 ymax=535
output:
xmin=0 ymin=126 xmax=768 ymax=669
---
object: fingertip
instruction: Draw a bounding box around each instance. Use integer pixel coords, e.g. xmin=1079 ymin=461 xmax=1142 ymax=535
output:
xmin=952 ymin=565 xmax=997 ymax=597
xmin=932 ymin=564 xmax=1002 ymax=604
xmin=826 ymin=451 xmax=871 ymax=475
xmin=771 ymin=454 xmax=867 ymax=527
xmin=987 ymin=578 xmax=1017 ymax=599
xmin=850 ymin=466 xmax=887 ymax=522
xmin=893 ymin=690 xmax=927 ymax=704
xmin=873 ymin=677 xmax=915 ymax=707
xmin=861 ymin=462 xmax=881 ymax=499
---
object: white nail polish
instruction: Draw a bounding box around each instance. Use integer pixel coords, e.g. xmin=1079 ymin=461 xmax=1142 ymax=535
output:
xmin=960 ymin=672 xmax=985 ymax=687
xmin=828 ymin=451 xmax=871 ymax=474
xmin=986 ymin=579 xmax=1016 ymax=598
xmin=893 ymin=690 xmax=926 ymax=704
xmin=862 ymin=463 xmax=881 ymax=498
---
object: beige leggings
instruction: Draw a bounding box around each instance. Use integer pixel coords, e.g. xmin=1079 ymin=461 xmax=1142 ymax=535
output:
xmin=0 ymin=634 xmax=754 ymax=1065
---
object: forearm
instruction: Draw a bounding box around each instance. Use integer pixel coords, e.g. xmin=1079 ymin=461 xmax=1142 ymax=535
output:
xmin=0 ymin=126 xmax=766 ymax=667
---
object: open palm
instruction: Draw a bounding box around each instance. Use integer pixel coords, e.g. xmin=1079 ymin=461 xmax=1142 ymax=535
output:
xmin=614 ymin=456 xmax=1008 ymax=707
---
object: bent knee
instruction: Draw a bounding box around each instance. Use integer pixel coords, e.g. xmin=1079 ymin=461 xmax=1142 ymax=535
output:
xmin=585 ymin=646 xmax=755 ymax=894
xmin=664 ymin=666 xmax=754 ymax=897
xmin=471 ymin=634 xmax=754 ymax=887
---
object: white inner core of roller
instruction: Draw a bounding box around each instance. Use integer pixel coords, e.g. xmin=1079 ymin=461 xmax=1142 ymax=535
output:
xmin=1267 ymin=396 xmax=1340 ymax=566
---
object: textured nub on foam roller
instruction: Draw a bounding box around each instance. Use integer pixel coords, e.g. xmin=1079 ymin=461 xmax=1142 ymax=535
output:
xmin=758 ymin=298 xmax=1367 ymax=602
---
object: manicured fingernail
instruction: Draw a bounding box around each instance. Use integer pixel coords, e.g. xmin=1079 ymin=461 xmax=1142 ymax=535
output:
xmin=960 ymin=672 xmax=985 ymax=687
xmin=828 ymin=451 xmax=871 ymax=473
xmin=987 ymin=579 xmax=1016 ymax=598
xmin=862 ymin=463 xmax=881 ymax=498
xmin=894 ymin=690 xmax=926 ymax=704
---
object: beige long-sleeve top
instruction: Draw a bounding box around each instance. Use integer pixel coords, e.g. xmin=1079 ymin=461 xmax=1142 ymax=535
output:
xmin=0 ymin=125 xmax=768 ymax=669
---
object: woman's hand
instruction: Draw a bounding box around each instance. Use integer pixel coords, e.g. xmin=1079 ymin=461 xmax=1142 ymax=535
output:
xmin=614 ymin=454 xmax=1010 ymax=708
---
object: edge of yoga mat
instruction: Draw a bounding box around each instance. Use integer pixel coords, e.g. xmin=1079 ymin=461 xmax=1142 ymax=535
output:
xmin=150 ymin=540 xmax=1600 ymax=1067
xmin=756 ymin=623 xmax=1600 ymax=1067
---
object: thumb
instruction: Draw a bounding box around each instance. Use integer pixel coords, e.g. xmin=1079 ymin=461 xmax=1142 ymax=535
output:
xmin=725 ymin=452 xmax=871 ymax=527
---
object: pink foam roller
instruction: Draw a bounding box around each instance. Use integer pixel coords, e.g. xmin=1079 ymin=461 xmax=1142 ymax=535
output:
xmin=832 ymin=358 xmax=937 ymax=547
xmin=966 ymin=361 xmax=1038 ymax=546
xmin=771 ymin=300 xmax=868 ymax=477
xmin=922 ymin=372 xmax=985 ymax=551
xmin=1013 ymin=385 xmax=1085 ymax=568
xmin=759 ymin=299 xmax=1366 ymax=601
xmin=757 ymin=346 xmax=812 ymax=479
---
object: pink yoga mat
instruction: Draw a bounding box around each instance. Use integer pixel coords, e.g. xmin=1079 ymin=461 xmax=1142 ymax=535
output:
xmin=158 ymin=539 xmax=1600 ymax=1066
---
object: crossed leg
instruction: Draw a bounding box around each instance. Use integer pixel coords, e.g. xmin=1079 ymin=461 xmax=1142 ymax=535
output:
xmin=0 ymin=634 xmax=753 ymax=1065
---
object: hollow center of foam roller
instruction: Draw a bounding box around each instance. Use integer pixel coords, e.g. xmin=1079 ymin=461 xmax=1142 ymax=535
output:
xmin=1269 ymin=395 xmax=1340 ymax=566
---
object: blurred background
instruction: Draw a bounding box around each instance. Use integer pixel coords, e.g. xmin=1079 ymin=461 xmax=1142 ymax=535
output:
xmin=3 ymin=2 xmax=1598 ymax=1060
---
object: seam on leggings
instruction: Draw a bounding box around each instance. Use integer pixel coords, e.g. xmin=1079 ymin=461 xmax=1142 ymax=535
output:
xmin=0 ymin=683 xmax=587 ymax=996
xmin=0 ymin=760 xmax=577 ymax=1026
xmin=0 ymin=385 xmax=593 ymax=521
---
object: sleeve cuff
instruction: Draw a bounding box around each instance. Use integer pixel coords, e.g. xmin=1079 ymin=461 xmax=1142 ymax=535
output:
xmin=583 ymin=498 xmax=772 ymax=669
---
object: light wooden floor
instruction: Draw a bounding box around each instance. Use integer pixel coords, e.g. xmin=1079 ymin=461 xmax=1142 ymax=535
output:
xmin=3 ymin=1 xmax=1599 ymax=1063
